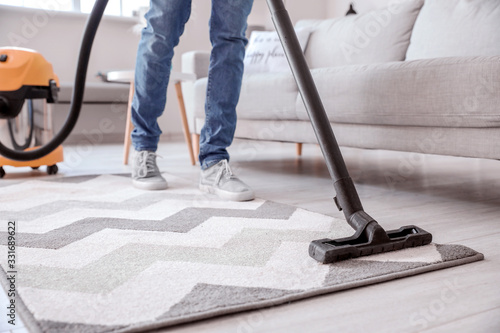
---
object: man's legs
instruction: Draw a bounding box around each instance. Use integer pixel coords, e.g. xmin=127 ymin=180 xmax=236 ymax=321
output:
xmin=132 ymin=0 xmax=192 ymax=151
xmin=130 ymin=0 xmax=191 ymax=190
xmin=198 ymin=0 xmax=254 ymax=169
xmin=198 ymin=0 xmax=255 ymax=201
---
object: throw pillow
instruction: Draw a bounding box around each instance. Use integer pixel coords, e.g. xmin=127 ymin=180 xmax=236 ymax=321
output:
xmin=406 ymin=0 xmax=500 ymax=60
xmin=243 ymin=28 xmax=311 ymax=75
xmin=298 ymin=0 xmax=424 ymax=69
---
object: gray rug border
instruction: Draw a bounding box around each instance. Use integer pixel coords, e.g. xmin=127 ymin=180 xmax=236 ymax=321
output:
xmin=117 ymin=252 xmax=484 ymax=333
xmin=0 ymin=267 xmax=44 ymax=333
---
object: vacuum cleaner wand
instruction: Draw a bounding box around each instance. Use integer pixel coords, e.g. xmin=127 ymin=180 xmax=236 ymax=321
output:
xmin=266 ymin=0 xmax=432 ymax=263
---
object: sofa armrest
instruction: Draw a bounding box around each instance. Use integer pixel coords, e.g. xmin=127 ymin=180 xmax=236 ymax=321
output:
xmin=182 ymin=51 xmax=210 ymax=79
xmin=181 ymin=51 xmax=210 ymax=133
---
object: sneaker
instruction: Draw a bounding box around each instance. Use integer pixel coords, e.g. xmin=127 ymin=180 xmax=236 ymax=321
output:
xmin=199 ymin=159 xmax=254 ymax=201
xmin=131 ymin=150 xmax=168 ymax=190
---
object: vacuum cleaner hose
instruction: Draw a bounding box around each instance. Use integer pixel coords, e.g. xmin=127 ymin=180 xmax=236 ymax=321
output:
xmin=0 ymin=0 xmax=109 ymax=161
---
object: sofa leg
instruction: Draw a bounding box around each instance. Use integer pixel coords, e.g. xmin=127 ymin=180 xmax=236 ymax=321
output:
xmin=296 ymin=143 xmax=303 ymax=156
xmin=192 ymin=133 xmax=200 ymax=162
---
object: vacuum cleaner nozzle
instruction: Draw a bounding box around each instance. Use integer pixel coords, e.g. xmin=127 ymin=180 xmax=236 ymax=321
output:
xmin=309 ymin=211 xmax=432 ymax=264
xmin=266 ymin=0 xmax=433 ymax=265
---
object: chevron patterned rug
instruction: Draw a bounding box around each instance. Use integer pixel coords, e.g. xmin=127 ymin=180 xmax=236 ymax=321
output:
xmin=0 ymin=174 xmax=483 ymax=333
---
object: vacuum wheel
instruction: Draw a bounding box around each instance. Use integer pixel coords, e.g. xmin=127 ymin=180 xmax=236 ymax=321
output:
xmin=31 ymin=166 xmax=40 ymax=170
xmin=47 ymin=164 xmax=58 ymax=175
xmin=0 ymin=167 xmax=4 ymax=178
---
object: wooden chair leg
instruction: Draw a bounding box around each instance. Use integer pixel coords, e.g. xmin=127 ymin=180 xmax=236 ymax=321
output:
xmin=192 ymin=133 xmax=200 ymax=162
xmin=296 ymin=143 xmax=303 ymax=156
xmin=174 ymin=81 xmax=196 ymax=166
xmin=123 ymin=82 xmax=135 ymax=165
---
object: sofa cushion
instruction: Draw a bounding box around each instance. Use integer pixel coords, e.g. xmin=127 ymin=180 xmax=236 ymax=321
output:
xmin=299 ymin=0 xmax=424 ymax=69
xmin=193 ymin=72 xmax=299 ymax=120
xmin=294 ymin=56 xmax=500 ymax=128
xmin=406 ymin=0 xmax=500 ymax=60
xmin=243 ymin=28 xmax=311 ymax=74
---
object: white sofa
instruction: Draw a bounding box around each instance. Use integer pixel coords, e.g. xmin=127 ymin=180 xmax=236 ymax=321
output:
xmin=182 ymin=0 xmax=500 ymax=160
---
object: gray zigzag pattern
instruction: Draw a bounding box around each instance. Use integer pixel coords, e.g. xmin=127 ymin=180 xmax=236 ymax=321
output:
xmin=0 ymin=201 xmax=297 ymax=249
xmin=0 ymin=174 xmax=101 ymax=189
xmin=37 ymin=283 xmax=298 ymax=333
xmin=1 ymin=191 xmax=203 ymax=221
xmin=0 ymin=175 xmax=485 ymax=333
xmin=36 ymin=174 xmax=103 ymax=184
xmin=323 ymin=260 xmax=429 ymax=286
xmin=17 ymin=228 xmax=327 ymax=293
xmin=37 ymin=320 xmax=124 ymax=333
xmin=158 ymin=283 xmax=299 ymax=320
xmin=321 ymin=245 xmax=479 ymax=287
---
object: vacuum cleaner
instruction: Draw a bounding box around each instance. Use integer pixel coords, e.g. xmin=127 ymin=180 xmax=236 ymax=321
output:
xmin=265 ymin=0 xmax=432 ymax=263
xmin=0 ymin=0 xmax=432 ymax=263
xmin=0 ymin=0 xmax=108 ymax=163
xmin=0 ymin=47 xmax=64 ymax=177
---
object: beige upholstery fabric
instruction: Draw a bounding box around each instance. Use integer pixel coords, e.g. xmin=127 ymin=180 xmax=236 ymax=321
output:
xmin=229 ymin=120 xmax=500 ymax=160
xmin=194 ymin=72 xmax=299 ymax=121
xmin=193 ymin=55 xmax=500 ymax=130
xmin=406 ymin=0 xmax=500 ymax=60
xmin=299 ymin=0 xmax=424 ymax=69
xmin=294 ymin=56 xmax=500 ymax=128
xmin=182 ymin=51 xmax=211 ymax=132
xmin=181 ymin=51 xmax=210 ymax=79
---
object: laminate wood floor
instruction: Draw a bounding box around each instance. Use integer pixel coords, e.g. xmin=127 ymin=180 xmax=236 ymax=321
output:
xmin=1 ymin=139 xmax=499 ymax=333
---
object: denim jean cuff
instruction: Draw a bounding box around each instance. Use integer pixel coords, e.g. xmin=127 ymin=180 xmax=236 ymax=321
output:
xmin=133 ymin=145 xmax=157 ymax=153
xmin=201 ymin=158 xmax=226 ymax=170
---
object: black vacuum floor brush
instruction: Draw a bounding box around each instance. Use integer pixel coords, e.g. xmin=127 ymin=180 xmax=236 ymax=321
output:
xmin=266 ymin=0 xmax=432 ymax=264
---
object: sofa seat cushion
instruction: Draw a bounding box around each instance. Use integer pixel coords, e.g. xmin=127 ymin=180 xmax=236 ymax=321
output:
xmin=295 ymin=56 xmax=500 ymax=128
xmin=298 ymin=0 xmax=424 ymax=69
xmin=194 ymin=72 xmax=299 ymax=120
xmin=406 ymin=0 xmax=500 ymax=60
xmin=57 ymin=82 xmax=130 ymax=103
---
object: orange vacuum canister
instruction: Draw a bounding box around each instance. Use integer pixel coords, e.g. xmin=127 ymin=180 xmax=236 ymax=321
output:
xmin=0 ymin=47 xmax=63 ymax=178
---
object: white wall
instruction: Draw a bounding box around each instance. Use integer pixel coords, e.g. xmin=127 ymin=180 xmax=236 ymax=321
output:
xmin=0 ymin=5 xmax=140 ymax=83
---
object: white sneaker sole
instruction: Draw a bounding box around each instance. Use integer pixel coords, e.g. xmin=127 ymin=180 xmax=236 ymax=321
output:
xmin=199 ymin=183 xmax=255 ymax=201
xmin=132 ymin=179 xmax=168 ymax=191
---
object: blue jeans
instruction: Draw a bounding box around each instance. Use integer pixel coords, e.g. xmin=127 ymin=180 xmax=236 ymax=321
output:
xmin=131 ymin=0 xmax=253 ymax=170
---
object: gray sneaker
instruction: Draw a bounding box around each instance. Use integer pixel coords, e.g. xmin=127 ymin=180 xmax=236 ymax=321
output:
xmin=199 ymin=160 xmax=254 ymax=201
xmin=131 ymin=150 xmax=168 ymax=190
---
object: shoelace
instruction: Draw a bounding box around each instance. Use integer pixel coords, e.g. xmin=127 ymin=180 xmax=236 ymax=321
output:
xmin=137 ymin=151 xmax=160 ymax=178
xmin=214 ymin=160 xmax=233 ymax=185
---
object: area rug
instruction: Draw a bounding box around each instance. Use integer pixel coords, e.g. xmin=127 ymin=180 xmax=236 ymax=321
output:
xmin=0 ymin=174 xmax=483 ymax=333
